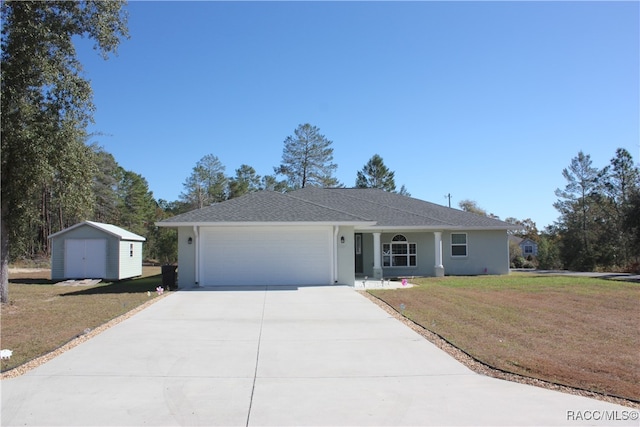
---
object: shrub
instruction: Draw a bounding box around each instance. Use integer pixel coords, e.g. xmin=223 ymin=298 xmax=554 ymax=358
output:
xmin=512 ymin=256 xmax=526 ymax=269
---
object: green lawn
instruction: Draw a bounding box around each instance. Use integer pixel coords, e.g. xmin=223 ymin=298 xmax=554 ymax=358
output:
xmin=369 ymin=273 xmax=640 ymax=403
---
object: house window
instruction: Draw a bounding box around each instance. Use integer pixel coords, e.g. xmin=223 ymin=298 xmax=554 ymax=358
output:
xmin=129 ymin=243 xmax=134 ymax=257
xmin=382 ymin=234 xmax=417 ymax=267
xmin=451 ymin=233 xmax=467 ymax=257
xmin=524 ymin=245 xmax=533 ymax=255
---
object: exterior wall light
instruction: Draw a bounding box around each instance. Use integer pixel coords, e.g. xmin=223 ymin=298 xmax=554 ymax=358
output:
xmin=188 ymin=237 xmax=193 ymax=245
xmin=340 ymin=236 xmax=345 ymax=244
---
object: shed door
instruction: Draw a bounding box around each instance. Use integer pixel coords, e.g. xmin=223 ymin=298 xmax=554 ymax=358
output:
xmin=200 ymin=226 xmax=333 ymax=286
xmin=64 ymin=239 xmax=107 ymax=278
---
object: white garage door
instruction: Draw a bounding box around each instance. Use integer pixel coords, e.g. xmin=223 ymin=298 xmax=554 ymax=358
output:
xmin=200 ymin=226 xmax=333 ymax=286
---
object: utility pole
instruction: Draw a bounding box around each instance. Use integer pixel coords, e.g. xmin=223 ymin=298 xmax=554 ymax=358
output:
xmin=445 ymin=193 xmax=451 ymax=208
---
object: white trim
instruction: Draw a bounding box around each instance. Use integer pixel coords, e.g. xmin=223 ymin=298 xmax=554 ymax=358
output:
xmin=434 ymin=231 xmax=443 ymax=269
xmin=159 ymin=222 xmax=517 ymax=231
xmin=157 ymin=221 xmax=376 ymax=228
xmin=49 ymin=221 xmax=146 ymax=241
xmin=194 ymin=226 xmax=200 ymax=285
xmin=372 ymin=232 xmax=383 ymax=279
xmin=355 ymin=225 xmax=520 ymax=231
xmin=373 ymin=233 xmax=381 ymax=271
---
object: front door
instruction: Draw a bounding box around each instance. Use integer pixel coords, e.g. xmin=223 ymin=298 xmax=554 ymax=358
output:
xmin=355 ymin=233 xmax=363 ymax=274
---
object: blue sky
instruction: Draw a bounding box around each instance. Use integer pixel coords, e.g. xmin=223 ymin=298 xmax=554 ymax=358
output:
xmin=76 ymin=1 xmax=639 ymax=229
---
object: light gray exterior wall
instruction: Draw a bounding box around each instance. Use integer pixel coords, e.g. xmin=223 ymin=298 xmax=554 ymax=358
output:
xmin=357 ymin=229 xmax=509 ymax=278
xmin=177 ymin=226 xmax=197 ymax=288
xmin=51 ymin=236 xmax=66 ymax=280
xmin=50 ymin=224 xmax=144 ymax=281
xmin=336 ymin=226 xmax=355 ymax=285
xmin=117 ymin=241 xmax=144 ymax=279
xmin=443 ymin=230 xmax=509 ymax=275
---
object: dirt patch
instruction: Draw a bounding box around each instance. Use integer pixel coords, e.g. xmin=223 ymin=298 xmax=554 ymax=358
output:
xmin=7 ymin=268 xmax=52 ymax=282
xmin=8 ymin=268 xmax=50 ymax=274
xmin=54 ymin=279 xmax=102 ymax=287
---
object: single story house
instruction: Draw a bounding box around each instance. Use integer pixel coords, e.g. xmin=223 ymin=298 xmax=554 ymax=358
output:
xmin=49 ymin=221 xmax=146 ymax=281
xmin=157 ymin=187 xmax=519 ymax=288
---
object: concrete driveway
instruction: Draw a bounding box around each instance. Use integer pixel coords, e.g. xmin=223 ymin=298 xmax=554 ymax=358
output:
xmin=1 ymin=285 xmax=637 ymax=426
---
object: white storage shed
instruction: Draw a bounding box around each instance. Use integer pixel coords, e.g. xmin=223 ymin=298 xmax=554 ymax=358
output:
xmin=49 ymin=221 xmax=146 ymax=281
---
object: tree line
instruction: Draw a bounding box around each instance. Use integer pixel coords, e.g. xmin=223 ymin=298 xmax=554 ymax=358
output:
xmin=549 ymin=148 xmax=640 ymax=271
xmin=464 ymin=148 xmax=640 ymax=273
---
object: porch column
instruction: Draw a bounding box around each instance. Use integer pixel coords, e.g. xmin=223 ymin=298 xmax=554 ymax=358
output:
xmin=434 ymin=231 xmax=445 ymax=277
xmin=373 ymin=232 xmax=383 ymax=279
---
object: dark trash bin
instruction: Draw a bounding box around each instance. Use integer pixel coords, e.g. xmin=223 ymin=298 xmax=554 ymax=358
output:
xmin=161 ymin=265 xmax=177 ymax=289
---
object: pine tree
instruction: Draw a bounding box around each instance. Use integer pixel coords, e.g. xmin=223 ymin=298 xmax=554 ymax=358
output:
xmin=356 ymin=154 xmax=396 ymax=192
xmin=180 ymin=154 xmax=228 ymax=209
xmin=601 ymin=148 xmax=640 ymax=268
xmin=275 ymin=124 xmax=339 ymax=189
xmin=553 ymin=151 xmax=602 ymax=270
xmin=228 ymin=164 xmax=261 ymax=199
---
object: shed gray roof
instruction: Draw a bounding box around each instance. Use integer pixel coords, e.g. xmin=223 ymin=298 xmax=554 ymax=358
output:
xmin=48 ymin=221 xmax=146 ymax=241
xmin=158 ymin=187 xmax=516 ymax=230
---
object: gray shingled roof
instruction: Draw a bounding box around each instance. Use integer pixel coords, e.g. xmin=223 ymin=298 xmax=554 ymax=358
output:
xmin=159 ymin=190 xmax=371 ymax=224
xmin=158 ymin=187 xmax=516 ymax=230
xmin=290 ymin=187 xmax=514 ymax=229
